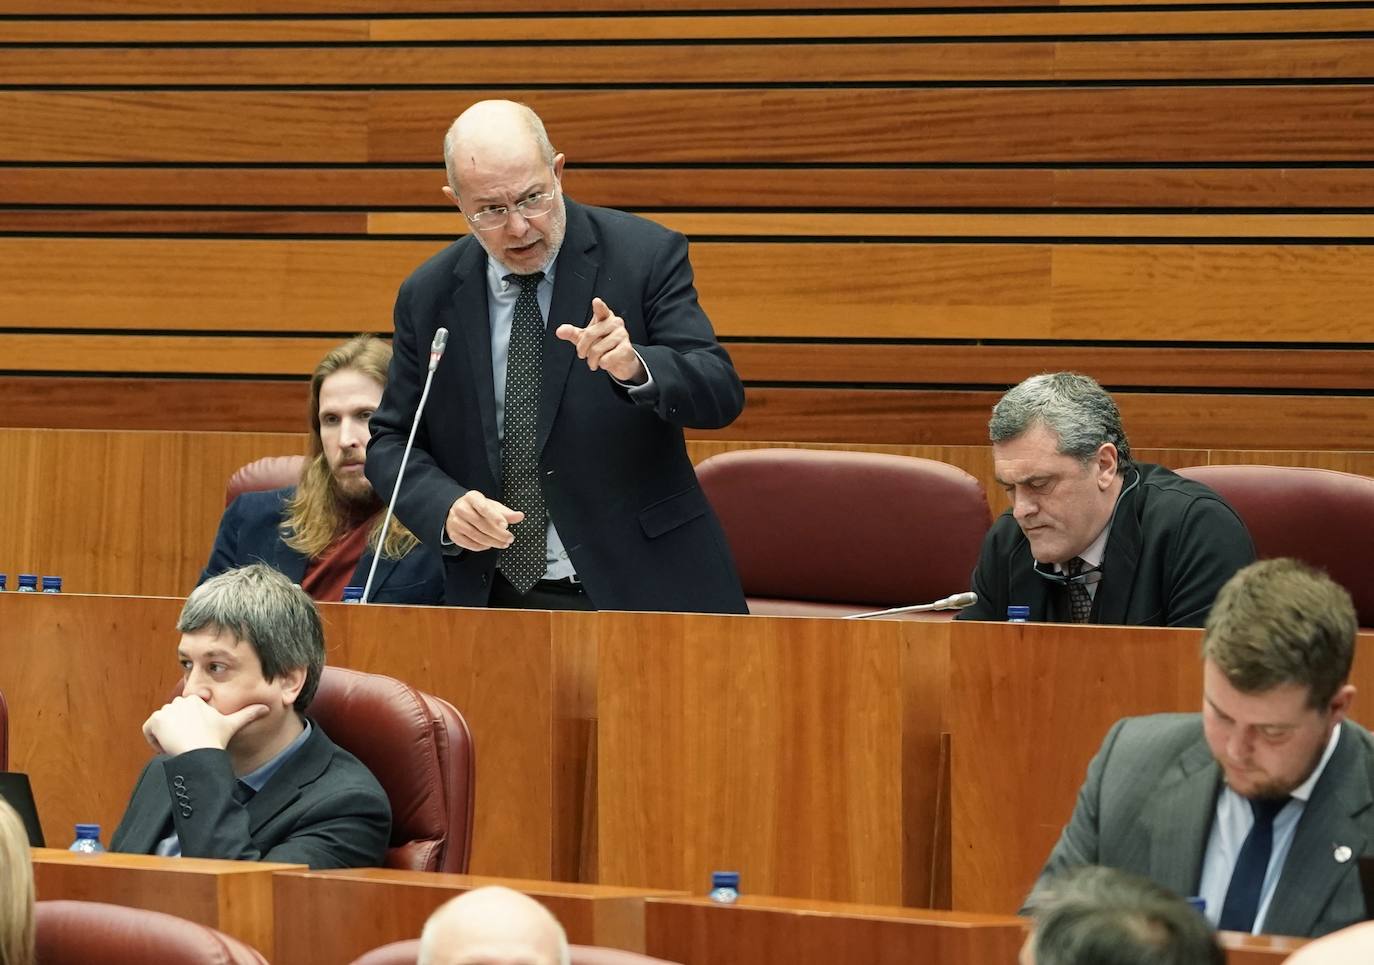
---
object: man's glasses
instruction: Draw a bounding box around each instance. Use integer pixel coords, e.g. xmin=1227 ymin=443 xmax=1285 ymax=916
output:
xmin=466 ymin=191 xmax=557 ymax=232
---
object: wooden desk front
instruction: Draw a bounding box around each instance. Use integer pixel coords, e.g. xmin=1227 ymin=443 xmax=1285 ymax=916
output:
xmin=273 ymin=869 xmax=685 ymax=964
xmin=31 ymin=848 xmax=301 ymax=956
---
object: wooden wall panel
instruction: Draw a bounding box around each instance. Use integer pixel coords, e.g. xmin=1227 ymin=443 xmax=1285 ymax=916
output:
xmin=5 ymin=88 xmax=1374 ymax=164
xmin=9 ymin=166 xmax=1374 ymax=210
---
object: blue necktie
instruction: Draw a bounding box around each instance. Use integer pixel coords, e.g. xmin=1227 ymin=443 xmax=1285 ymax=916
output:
xmin=1217 ymin=796 xmax=1289 ymax=932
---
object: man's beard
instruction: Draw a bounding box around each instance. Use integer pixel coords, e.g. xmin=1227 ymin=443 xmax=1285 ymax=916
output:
xmin=330 ymin=464 xmax=380 ymax=518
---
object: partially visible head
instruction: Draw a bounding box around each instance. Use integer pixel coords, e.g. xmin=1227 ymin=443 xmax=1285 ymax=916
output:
xmin=418 ymin=886 xmax=570 ymax=965
xmin=1022 ymin=866 xmax=1223 ymax=965
xmin=1283 ymin=921 xmax=1374 ymax=965
xmin=990 ymin=373 xmax=1131 ymax=564
xmin=442 ymin=100 xmax=567 ymax=275
xmin=1201 ymin=559 xmax=1358 ymax=799
xmin=176 ymin=564 xmax=326 ymax=740
xmin=0 ymin=798 xmax=35 ymax=965
xmin=307 ymin=334 xmax=390 ymax=508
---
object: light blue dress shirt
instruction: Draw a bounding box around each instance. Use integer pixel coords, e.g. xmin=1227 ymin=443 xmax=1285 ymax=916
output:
xmin=1197 ymin=722 xmax=1342 ymax=933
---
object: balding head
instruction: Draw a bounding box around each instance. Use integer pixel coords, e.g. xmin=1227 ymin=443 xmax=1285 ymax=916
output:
xmin=418 ymin=886 xmax=570 ymax=965
xmin=444 ymin=100 xmax=556 ymax=196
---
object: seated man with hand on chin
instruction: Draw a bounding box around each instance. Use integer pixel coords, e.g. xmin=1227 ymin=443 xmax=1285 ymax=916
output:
xmin=111 ymin=563 xmax=391 ymax=869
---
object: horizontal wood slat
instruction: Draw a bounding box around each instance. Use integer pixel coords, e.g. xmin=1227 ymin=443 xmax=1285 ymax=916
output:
xmin=7 ymin=10 xmax=1374 ymax=43
xmin=6 ymin=40 xmax=1374 ymax=85
xmin=3 ymin=238 xmax=1371 ymax=343
xmin=0 ymin=0 xmax=1350 ymax=11
xmin=5 ymin=166 xmax=1374 ymax=210
xmin=5 ymin=88 xmax=1374 ymax=163
xmin=10 ymin=210 xmax=1374 ymax=238
xmin=7 ymin=334 xmax=1373 ymax=393
xmin=0 ymin=376 xmax=1367 ymax=451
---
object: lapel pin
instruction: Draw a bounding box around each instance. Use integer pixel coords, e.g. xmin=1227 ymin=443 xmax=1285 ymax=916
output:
xmin=1333 ymin=845 xmax=1353 ymax=864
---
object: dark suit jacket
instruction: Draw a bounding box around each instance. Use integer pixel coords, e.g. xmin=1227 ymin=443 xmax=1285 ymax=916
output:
xmin=958 ymin=463 xmax=1255 ymax=626
xmin=110 ymin=720 xmax=391 ymax=869
xmin=200 ymin=487 xmax=444 ymax=605
xmin=366 ymin=198 xmax=747 ymax=613
xmin=1029 ymin=714 xmax=1374 ymax=938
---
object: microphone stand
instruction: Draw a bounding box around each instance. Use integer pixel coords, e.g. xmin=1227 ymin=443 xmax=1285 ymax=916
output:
xmin=845 ymin=592 xmax=978 ymax=620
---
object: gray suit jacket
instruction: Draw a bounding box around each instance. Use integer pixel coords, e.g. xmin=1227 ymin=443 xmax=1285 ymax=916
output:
xmin=110 ymin=720 xmax=390 ymax=870
xmin=1028 ymin=713 xmax=1374 ymax=938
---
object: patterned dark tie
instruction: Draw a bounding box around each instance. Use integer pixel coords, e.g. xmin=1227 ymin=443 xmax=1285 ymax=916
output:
xmin=498 ymin=271 xmax=548 ymax=594
xmin=1217 ymin=796 xmax=1290 ymax=933
xmin=1065 ymin=557 xmax=1093 ymax=623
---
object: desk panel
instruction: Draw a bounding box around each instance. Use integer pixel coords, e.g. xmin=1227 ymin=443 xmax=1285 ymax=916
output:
xmin=31 ymin=848 xmax=300 ymax=956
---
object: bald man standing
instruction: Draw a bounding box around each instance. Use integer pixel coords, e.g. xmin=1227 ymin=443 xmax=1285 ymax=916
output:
xmin=367 ymin=99 xmax=747 ymax=614
xmin=418 ymin=887 xmax=568 ymax=965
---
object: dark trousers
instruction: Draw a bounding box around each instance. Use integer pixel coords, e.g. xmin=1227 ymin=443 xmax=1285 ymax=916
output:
xmin=488 ymin=572 xmax=595 ymax=611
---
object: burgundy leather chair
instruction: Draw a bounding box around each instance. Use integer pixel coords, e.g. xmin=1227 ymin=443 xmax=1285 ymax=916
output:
xmin=224 ymin=454 xmax=307 ymax=506
xmin=309 ymin=666 xmax=475 ymax=873
xmin=694 ymin=448 xmax=991 ymax=617
xmin=351 ymin=939 xmax=682 ymax=965
xmin=1176 ymin=464 xmax=1374 ymax=626
xmin=35 ymin=900 xmax=267 ymax=964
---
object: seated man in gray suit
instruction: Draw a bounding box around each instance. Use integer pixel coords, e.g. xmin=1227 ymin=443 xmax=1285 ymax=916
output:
xmin=111 ymin=563 xmax=391 ymax=868
xmin=1028 ymin=558 xmax=1373 ymax=938
xmin=957 ymin=372 xmax=1254 ymax=626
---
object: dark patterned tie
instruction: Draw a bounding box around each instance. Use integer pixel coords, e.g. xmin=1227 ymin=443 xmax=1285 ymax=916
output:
xmin=1065 ymin=557 xmax=1093 ymax=623
xmin=499 ymin=271 xmax=548 ymax=594
xmin=1218 ymin=796 xmax=1290 ymax=933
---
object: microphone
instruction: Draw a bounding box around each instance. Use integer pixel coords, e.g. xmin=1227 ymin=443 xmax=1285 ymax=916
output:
xmin=361 ymin=328 xmax=449 ymax=604
xmin=844 ymin=591 xmax=978 ymax=621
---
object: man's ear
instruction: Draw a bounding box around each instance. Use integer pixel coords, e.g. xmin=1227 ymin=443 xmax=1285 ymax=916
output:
xmin=1329 ymin=683 xmax=1356 ymax=726
xmin=552 ymin=152 xmax=566 ymax=182
xmin=442 ymin=185 xmax=462 ymax=210
xmin=1095 ymin=442 xmax=1119 ymax=490
xmin=278 ymin=665 xmax=308 ymax=708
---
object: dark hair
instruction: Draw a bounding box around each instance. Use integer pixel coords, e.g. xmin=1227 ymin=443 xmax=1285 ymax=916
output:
xmin=1203 ymin=558 xmax=1357 ymax=708
xmin=1029 ymin=867 xmax=1223 ymax=965
xmin=177 ymin=563 xmax=326 ymax=712
xmin=990 ymin=372 xmax=1132 ymax=466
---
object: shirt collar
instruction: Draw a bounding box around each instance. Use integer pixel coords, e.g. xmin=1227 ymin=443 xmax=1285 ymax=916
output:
xmin=487 ymin=252 xmax=558 ymax=295
xmin=240 ymin=718 xmax=312 ymax=792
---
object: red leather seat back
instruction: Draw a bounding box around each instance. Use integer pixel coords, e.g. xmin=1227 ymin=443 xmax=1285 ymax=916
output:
xmin=224 ymin=454 xmax=307 ymax=506
xmin=309 ymin=667 xmax=475 ymax=873
xmin=1176 ymin=464 xmax=1374 ymax=626
xmin=35 ymin=900 xmax=267 ymax=964
xmin=695 ymin=448 xmax=991 ymax=611
xmin=350 ymin=939 xmax=682 ymax=965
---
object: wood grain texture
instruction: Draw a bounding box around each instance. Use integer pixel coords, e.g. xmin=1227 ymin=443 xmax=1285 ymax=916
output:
xmin=11 ymin=39 xmax=1373 ymax=85
xmin=945 ymin=622 xmax=1374 ymax=914
xmin=0 ymin=0 xmax=1050 ymax=13
xmin=7 ymin=166 xmax=1374 ymax=209
xmin=7 ymin=10 xmax=1374 ymax=42
xmin=595 ymin=612 xmax=951 ymax=905
xmin=0 ymin=333 xmax=360 ymax=375
xmin=0 ymin=427 xmax=306 ymax=596
xmin=272 ymin=869 xmax=683 ymax=963
xmin=0 ymin=377 xmax=308 ymax=432
xmin=31 ymin=849 xmax=299 ymax=957
xmin=5 ymin=87 xmax=1373 ymax=163
xmin=7 ymin=239 xmax=1372 ymax=343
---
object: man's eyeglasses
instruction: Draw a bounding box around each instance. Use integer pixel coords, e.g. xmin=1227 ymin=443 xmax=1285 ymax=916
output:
xmin=466 ymin=191 xmax=557 ymax=232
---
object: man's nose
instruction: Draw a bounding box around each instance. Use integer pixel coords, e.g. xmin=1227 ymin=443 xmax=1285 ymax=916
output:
xmin=505 ymin=208 xmax=530 ymax=236
xmin=1227 ymin=728 xmax=1253 ymax=763
xmin=1012 ymin=490 xmax=1036 ymax=521
xmin=340 ymin=418 xmax=367 ymax=449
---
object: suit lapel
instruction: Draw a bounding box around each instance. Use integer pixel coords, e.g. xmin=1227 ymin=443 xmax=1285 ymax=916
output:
xmin=272 ymin=540 xmax=308 ymax=584
xmin=1006 ymin=540 xmax=1054 ymax=620
xmin=451 ymin=241 xmax=501 ymax=483
xmin=1144 ymin=737 xmax=1221 ymax=896
xmin=243 ymin=723 xmax=330 ymax=836
xmin=1094 ymin=470 xmax=1145 ymax=624
xmin=1263 ymin=723 xmax=1373 ymax=936
xmin=351 ymin=551 xmax=396 ymax=600
xmin=539 ymin=200 xmax=598 ymax=458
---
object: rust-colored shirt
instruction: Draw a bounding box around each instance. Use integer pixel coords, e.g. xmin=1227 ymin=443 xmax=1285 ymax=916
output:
xmin=301 ymin=518 xmax=374 ymax=602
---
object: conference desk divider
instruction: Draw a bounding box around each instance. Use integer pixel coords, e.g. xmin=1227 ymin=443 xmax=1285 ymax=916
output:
xmin=4 ymin=592 xmax=1371 ymax=921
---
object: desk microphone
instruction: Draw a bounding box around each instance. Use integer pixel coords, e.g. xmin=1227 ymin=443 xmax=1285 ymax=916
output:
xmin=361 ymin=327 xmax=449 ymax=604
xmin=844 ymin=591 xmax=978 ymax=620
